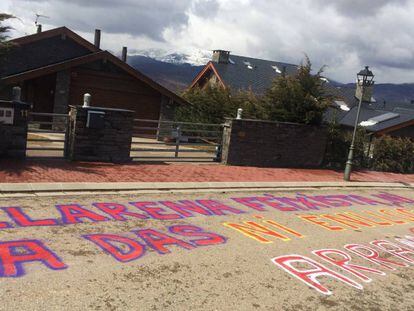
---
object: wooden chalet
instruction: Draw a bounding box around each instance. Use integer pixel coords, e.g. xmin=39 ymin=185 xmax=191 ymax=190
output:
xmin=0 ymin=27 xmax=187 ymax=121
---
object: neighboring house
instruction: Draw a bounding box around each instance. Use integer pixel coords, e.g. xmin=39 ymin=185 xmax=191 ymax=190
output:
xmin=325 ymin=85 xmax=414 ymax=139
xmin=190 ymin=50 xmax=298 ymax=94
xmin=0 ymin=27 xmax=187 ymax=121
xmin=192 ymin=50 xmax=414 ymax=138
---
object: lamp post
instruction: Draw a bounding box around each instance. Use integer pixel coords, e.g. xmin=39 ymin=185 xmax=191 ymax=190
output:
xmin=344 ymin=66 xmax=375 ymax=181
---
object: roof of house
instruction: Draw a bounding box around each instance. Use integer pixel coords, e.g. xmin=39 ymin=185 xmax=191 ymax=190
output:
xmin=323 ymin=83 xmax=359 ymax=108
xmin=370 ymin=100 xmax=414 ymax=112
xmin=10 ymin=26 xmax=99 ymax=52
xmin=192 ymin=54 xmax=298 ymax=94
xmin=1 ymin=27 xmax=98 ymax=78
xmin=326 ymin=99 xmax=414 ymax=135
xmin=322 ymin=79 xmax=414 ymax=134
xmin=1 ymin=27 xmax=188 ymax=105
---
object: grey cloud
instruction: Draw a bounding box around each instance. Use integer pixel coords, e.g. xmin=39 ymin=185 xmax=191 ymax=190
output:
xmin=7 ymin=0 xmax=414 ymax=82
xmin=315 ymin=0 xmax=409 ymax=17
xmin=192 ymin=0 xmax=220 ymax=19
xmin=14 ymin=0 xmax=193 ymax=40
xmin=219 ymin=0 xmax=414 ymax=82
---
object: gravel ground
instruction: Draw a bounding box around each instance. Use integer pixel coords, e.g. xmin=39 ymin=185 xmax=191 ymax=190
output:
xmin=0 ymin=188 xmax=413 ymax=311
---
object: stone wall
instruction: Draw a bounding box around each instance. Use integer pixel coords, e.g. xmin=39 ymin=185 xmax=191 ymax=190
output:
xmin=0 ymin=100 xmax=31 ymax=159
xmin=67 ymin=106 xmax=134 ymax=163
xmin=221 ymin=119 xmax=328 ymax=168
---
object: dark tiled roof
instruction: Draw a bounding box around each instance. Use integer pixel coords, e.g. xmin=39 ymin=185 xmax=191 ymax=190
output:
xmin=324 ymin=106 xmax=350 ymax=124
xmin=323 ymin=83 xmax=358 ymax=108
xmin=0 ymin=36 xmax=92 ymax=78
xmin=338 ymin=104 xmax=414 ymax=133
xmin=212 ymin=55 xmax=298 ymax=94
xmin=369 ymin=100 xmax=414 ymax=112
xmin=1 ymin=27 xmax=98 ymax=79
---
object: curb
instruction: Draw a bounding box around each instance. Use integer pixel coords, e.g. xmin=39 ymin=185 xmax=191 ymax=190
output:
xmin=0 ymin=181 xmax=413 ymax=197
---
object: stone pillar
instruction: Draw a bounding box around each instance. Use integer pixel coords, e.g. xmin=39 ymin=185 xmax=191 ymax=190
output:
xmin=0 ymin=98 xmax=31 ymax=159
xmin=221 ymin=119 xmax=328 ymax=168
xmin=67 ymin=105 xmax=134 ymax=163
xmin=53 ymin=70 xmax=71 ymax=130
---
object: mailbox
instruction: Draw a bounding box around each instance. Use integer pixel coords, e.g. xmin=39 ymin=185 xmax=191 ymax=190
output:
xmin=86 ymin=110 xmax=105 ymax=129
xmin=0 ymin=107 xmax=14 ymax=125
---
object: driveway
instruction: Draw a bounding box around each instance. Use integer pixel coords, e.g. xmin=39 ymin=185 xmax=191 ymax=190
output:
xmin=26 ymin=132 xmax=217 ymax=162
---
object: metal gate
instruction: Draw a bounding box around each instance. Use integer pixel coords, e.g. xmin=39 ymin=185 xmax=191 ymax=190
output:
xmin=26 ymin=112 xmax=69 ymax=158
xmin=131 ymin=119 xmax=223 ymax=162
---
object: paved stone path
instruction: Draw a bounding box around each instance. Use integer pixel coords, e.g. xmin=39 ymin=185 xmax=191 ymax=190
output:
xmin=0 ymin=159 xmax=413 ymax=183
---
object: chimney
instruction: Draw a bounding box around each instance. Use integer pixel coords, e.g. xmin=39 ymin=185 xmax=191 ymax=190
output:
xmin=94 ymin=29 xmax=101 ymax=48
xmin=212 ymin=50 xmax=230 ymax=64
xmin=122 ymin=46 xmax=128 ymax=62
xmin=37 ymin=24 xmax=42 ymax=34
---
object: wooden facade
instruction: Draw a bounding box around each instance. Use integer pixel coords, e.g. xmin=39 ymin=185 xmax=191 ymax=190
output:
xmin=0 ymin=27 xmax=186 ymax=121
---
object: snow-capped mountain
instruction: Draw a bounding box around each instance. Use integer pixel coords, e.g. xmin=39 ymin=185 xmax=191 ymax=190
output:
xmin=129 ymin=48 xmax=211 ymax=66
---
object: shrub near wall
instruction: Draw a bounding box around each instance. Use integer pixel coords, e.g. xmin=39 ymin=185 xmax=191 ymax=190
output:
xmin=371 ymin=136 xmax=414 ymax=174
xmin=324 ymin=123 xmax=367 ymax=169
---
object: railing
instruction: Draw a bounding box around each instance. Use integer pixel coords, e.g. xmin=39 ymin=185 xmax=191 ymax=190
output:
xmin=131 ymin=118 xmax=223 ymax=162
xmin=26 ymin=112 xmax=69 ymax=158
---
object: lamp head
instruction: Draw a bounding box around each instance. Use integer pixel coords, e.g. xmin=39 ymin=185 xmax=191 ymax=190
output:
xmin=357 ymin=66 xmax=375 ymax=87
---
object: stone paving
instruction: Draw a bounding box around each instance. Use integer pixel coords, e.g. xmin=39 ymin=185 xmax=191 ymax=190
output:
xmin=0 ymin=159 xmax=413 ymax=183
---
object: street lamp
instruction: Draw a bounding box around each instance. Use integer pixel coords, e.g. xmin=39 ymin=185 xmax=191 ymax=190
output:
xmin=344 ymin=66 xmax=375 ymax=181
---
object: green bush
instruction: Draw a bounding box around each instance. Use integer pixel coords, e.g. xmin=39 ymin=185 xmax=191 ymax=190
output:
xmin=324 ymin=122 xmax=367 ymax=169
xmin=177 ymin=85 xmax=264 ymax=124
xmin=371 ymin=136 xmax=414 ymax=173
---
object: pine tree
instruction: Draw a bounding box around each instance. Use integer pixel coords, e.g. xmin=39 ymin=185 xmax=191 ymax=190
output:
xmin=0 ymin=13 xmax=13 ymax=51
xmin=0 ymin=14 xmax=13 ymax=94
xmin=262 ymin=56 xmax=332 ymax=125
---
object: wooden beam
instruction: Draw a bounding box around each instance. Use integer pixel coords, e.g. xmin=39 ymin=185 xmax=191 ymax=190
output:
xmin=375 ymin=119 xmax=414 ymax=136
xmin=189 ymin=62 xmax=226 ymax=89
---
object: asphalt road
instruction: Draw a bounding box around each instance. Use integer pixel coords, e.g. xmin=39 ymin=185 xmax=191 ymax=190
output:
xmin=1 ymin=188 xmax=414 ymax=310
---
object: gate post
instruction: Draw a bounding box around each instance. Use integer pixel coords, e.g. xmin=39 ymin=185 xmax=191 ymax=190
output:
xmin=67 ymin=103 xmax=134 ymax=163
xmin=0 ymin=87 xmax=31 ymax=159
xmin=174 ymin=126 xmax=181 ymax=158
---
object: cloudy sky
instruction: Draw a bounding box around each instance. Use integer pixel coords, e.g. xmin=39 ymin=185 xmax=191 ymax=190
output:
xmin=1 ymin=0 xmax=414 ymax=83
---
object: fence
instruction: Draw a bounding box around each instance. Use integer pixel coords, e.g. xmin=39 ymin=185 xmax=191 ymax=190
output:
xmin=131 ymin=119 xmax=223 ymax=162
xmin=26 ymin=112 xmax=69 ymax=158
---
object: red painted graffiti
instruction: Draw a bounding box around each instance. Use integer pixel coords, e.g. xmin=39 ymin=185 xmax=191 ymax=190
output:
xmin=0 ymin=240 xmax=67 ymax=277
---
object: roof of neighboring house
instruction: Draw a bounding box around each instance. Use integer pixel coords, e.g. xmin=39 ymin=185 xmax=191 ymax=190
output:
xmin=321 ymin=80 xmax=414 ymax=135
xmin=328 ymin=102 xmax=414 ymax=135
xmin=370 ymin=100 xmax=414 ymax=112
xmin=323 ymin=83 xmax=359 ymax=108
xmin=192 ymin=54 xmax=298 ymax=94
xmin=1 ymin=27 xmax=188 ymax=105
